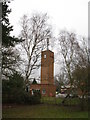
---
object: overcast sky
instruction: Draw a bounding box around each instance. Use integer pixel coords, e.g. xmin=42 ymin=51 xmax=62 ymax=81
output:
xmin=8 ymin=0 xmax=89 ymax=77
xmin=9 ymin=0 xmax=89 ymax=38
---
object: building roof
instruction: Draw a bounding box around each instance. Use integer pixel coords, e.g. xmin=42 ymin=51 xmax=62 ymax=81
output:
xmin=42 ymin=50 xmax=54 ymax=54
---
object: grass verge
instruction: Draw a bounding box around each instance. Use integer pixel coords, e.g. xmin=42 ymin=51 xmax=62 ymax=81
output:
xmin=2 ymin=104 xmax=88 ymax=118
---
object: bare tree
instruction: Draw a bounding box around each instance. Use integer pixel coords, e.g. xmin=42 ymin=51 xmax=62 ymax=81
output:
xmin=72 ymin=37 xmax=88 ymax=92
xmin=58 ymin=30 xmax=81 ymax=87
xmin=19 ymin=13 xmax=52 ymax=83
xmin=71 ymin=58 xmax=88 ymax=110
xmin=58 ymin=30 xmax=88 ymax=105
xmin=77 ymin=37 xmax=88 ymax=67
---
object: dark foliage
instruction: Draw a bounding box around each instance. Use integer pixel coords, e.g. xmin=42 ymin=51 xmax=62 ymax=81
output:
xmin=2 ymin=72 xmax=25 ymax=103
xmin=2 ymin=1 xmax=24 ymax=78
xmin=23 ymin=90 xmax=41 ymax=105
xmin=2 ymin=1 xmax=23 ymax=47
xmin=2 ymin=72 xmax=41 ymax=104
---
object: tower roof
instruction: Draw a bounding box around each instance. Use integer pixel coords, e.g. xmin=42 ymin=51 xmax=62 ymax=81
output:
xmin=42 ymin=50 xmax=54 ymax=54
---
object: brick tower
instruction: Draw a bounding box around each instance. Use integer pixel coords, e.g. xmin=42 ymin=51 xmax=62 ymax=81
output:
xmin=30 ymin=38 xmax=56 ymax=97
xmin=41 ymin=50 xmax=54 ymax=84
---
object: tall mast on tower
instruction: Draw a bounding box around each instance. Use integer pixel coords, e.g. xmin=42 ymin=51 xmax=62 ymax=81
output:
xmin=47 ymin=38 xmax=49 ymax=50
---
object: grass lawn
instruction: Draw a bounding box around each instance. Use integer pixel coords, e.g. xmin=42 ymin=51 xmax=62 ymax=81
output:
xmin=41 ymin=97 xmax=62 ymax=104
xmin=2 ymin=104 xmax=88 ymax=118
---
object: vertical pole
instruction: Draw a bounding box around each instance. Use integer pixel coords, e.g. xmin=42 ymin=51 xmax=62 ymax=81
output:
xmin=88 ymin=2 xmax=90 ymax=62
xmin=0 ymin=2 xmax=2 ymax=120
xmin=88 ymin=1 xmax=90 ymax=112
xmin=47 ymin=38 xmax=49 ymax=50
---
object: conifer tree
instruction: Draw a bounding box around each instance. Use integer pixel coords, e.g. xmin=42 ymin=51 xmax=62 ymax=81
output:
xmin=2 ymin=1 xmax=22 ymax=78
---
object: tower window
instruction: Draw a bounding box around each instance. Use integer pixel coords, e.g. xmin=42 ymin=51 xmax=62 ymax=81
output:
xmin=44 ymin=54 xmax=46 ymax=58
xmin=42 ymin=89 xmax=46 ymax=94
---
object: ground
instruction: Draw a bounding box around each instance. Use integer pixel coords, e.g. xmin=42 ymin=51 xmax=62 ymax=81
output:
xmin=2 ymin=104 xmax=88 ymax=118
xmin=2 ymin=97 xmax=88 ymax=118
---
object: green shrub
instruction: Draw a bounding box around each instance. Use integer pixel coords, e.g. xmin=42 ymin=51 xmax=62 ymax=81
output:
xmin=2 ymin=72 xmax=41 ymax=104
xmin=2 ymin=72 xmax=25 ymax=104
xmin=23 ymin=91 xmax=41 ymax=104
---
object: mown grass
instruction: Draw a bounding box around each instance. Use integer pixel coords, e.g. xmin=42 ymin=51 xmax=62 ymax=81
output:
xmin=41 ymin=97 xmax=62 ymax=104
xmin=2 ymin=97 xmax=88 ymax=118
xmin=3 ymin=104 xmax=88 ymax=118
xmin=41 ymin=96 xmax=87 ymax=106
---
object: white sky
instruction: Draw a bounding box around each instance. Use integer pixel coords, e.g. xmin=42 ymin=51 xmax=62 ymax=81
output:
xmin=8 ymin=0 xmax=89 ymax=77
xmin=9 ymin=0 xmax=89 ymax=37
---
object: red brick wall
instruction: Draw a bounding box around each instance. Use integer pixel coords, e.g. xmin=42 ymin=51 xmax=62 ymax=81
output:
xmin=30 ymin=84 xmax=56 ymax=97
xmin=41 ymin=50 xmax=54 ymax=84
xmin=30 ymin=50 xmax=56 ymax=97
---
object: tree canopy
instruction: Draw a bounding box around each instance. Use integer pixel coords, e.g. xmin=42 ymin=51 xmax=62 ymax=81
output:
xmin=2 ymin=1 xmax=23 ymax=78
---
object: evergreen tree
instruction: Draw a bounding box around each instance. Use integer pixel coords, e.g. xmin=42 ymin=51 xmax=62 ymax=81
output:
xmin=2 ymin=1 xmax=21 ymax=47
xmin=2 ymin=72 xmax=25 ymax=103
xmin=32 ymin=78 xmax=37 ymax=84
xmin=1 ymin=1 xmax=23 ymax=78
